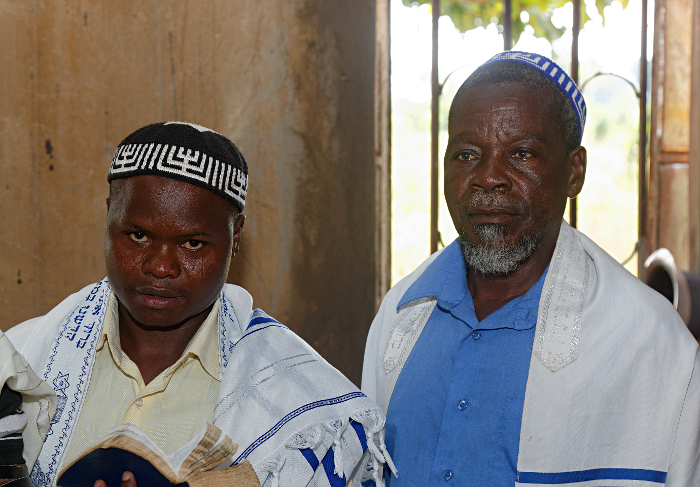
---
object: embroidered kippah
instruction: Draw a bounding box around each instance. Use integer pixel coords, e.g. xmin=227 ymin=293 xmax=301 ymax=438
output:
xmin=478 ymin=51 xmax=587 ymax=143
xmin=108 ymin=122 xmax=248 ymax=211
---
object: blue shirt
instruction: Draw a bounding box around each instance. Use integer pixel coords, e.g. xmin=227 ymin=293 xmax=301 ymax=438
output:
xmin=383 ymin=239 xmax=548 ymax=486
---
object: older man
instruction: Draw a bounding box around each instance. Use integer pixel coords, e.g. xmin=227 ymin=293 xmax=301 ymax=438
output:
xmin=362 ymin=52 xmax=700 ymax=486
xmin=8 ymin=122 xmax=390 ymax=487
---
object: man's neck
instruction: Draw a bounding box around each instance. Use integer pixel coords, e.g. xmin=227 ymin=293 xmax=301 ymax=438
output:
xmin=117 ymin=303 xmax=213 ymax=385
xmin=467 ymin=225 xmax=560 ymax=322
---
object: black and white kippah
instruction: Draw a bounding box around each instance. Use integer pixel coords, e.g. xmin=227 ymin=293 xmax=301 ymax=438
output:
xmin=108 ymin=122 xmax=248 ymax=212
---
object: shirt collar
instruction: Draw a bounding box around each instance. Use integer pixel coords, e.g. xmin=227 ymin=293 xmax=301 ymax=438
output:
xmin=183 ymin=299 xmax=221 ymax=381
xmin=398 ymin=239 xmax=468 ymax=310
xmin=99 ymin=292 xmax=221 ymax=382
xmin=397 ymin=238 xmax=548 ymax=331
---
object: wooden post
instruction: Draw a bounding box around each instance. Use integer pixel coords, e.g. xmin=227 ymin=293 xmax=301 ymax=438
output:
xmin=689 ymin=0 xmax=700 ymax=273
xmin=375 ymin=0 xmax=392 ymax=307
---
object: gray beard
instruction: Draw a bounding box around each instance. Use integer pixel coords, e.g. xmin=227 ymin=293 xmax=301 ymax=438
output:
xmin=459 ymin=223 xmax=540 ymax=276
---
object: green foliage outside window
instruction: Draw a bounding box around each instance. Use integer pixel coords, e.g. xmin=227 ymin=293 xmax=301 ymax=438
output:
xmin=402 ymin=0 xmax=630 ymax=42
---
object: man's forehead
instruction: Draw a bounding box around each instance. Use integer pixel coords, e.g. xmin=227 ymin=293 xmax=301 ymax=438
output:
xmin=109 ymin=176 xmax=237 ymax=230
xmin=450 ymin=84 xmax=556 ymax=127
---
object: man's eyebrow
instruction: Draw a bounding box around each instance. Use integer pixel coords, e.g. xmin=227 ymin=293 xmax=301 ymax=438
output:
xmin=517 ymin=131 xmax=548 ymax=145
xmin=446 ymin=132 xmax=478 ymax=146
xmin=124 ymin=222 xmax=209 ymax=239
xmin=180 ymin=232 xmax=208 ymax=239
xmin=124 ymin=222 xmax=147 ymax=233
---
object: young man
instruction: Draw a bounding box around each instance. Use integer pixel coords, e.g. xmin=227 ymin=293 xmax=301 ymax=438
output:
xmin=8 ymin=122 xmax=390 ymax=487
xmin=363 ymin=52 xmax=700 ymax=486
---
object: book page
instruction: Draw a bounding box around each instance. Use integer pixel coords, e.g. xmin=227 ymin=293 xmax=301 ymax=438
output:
xmin=169 ymin=423 xmax=238 ymax=479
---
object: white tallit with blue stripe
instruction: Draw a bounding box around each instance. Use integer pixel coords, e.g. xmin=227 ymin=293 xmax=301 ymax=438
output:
xmin=8 ymin=281 xmax=392 ymax=487
xmin=363 ymin=221 xmax=700 ymax=486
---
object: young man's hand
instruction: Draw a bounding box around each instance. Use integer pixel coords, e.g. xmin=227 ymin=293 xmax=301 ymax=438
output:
xmin=93 ymin=471 xmax=137 ymax=487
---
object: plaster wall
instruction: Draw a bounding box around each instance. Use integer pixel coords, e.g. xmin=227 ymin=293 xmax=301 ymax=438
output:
xmin=0 ymin=0 xmax=381 ymax=384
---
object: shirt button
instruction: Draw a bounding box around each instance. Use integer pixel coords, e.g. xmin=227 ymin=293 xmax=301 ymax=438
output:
xmin=458 ymin=400 xmax=468 ymax=410
xmin=134 ymin=398 xmax=143 ymax=408
xmin=443 ymin=470 xmax=453 ymax=481
xmin=472 ymin=331 xmax=481 ymax=340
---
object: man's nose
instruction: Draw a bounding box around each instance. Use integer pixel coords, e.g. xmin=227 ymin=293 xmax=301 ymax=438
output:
xmin=469 ymin=153 xmax=512 ymax=192
xmin=142 ymin=244 xmax=181 ymax=279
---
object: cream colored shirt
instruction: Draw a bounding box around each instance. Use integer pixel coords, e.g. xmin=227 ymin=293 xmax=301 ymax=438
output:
xmin=63 ymin=293 xmax=221 ymax=467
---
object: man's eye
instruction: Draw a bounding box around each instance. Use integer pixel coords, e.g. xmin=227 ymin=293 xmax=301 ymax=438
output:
xmin=183 ymin=240 xmax=203 ymax=250
xmin=129 ymin=232 xmax=148 ymax=243
xmin=456 ymin=152 xmax=476 ymax=162
xmin=514 ymin=149 xmax=534 ymax=160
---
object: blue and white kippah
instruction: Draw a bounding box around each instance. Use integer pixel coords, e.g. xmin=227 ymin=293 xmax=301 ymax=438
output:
xmin=108 ymin=122 xmax=248 ymax=212
xmin=478 ymin=51 xmax=587 ymax=143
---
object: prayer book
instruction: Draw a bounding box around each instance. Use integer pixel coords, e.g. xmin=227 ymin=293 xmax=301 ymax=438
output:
xmin=57 ymin=423 xmax=259 ymax=487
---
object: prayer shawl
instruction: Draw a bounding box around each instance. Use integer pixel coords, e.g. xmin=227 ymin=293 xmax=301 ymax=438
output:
xmin=8 ymin=282 xmax=391 ymax=487
xmin=362 ymin=221 xmax=700 ymax=487
xmin=0 ymin=331 xmax=56 ymax=469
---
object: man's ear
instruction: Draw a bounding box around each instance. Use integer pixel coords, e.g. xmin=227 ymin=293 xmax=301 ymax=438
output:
xmin=567 ymin=146 xmax=587 ymax=199
xmin=232 ymin=214 xmax=245 ymax=255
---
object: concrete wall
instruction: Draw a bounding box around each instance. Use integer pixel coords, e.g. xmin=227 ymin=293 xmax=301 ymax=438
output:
xmin=0 ymin=0 xmax=387 ymax=385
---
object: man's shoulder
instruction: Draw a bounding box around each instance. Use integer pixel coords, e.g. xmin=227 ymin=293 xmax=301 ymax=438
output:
xmin=381 ymin=246 xmax=448 ymax=313
xmin=6 ymin=281 xmax=102 ymax=351
xmin=220 ymin=284 xmax=351 ymax=379
xmin=5 ymin=317 xmax=41 ymax=350
xmin=577 ymin=229 xmax=696 ymax=354
xmin=579 ymin=230 xmax=685 ymax=322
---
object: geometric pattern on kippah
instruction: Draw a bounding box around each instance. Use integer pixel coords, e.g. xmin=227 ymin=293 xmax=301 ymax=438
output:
xmin=480 ymin=51 xmax=587 ymax=143
xmin=109 ymin=142 xmax=248 ymax=210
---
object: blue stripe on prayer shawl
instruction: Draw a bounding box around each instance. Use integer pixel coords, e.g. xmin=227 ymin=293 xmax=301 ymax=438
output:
xmin=233 ymin=392 xmax=367 ymax=464
xmin=350 ymin=419 xmax=368 ymax=452
xmin=322 ymin=447 xmax=347 ymax=487
xmin=300 ymin=448 xmax=320 ymax=471
xmin=517 ymin=468 xmax=667 ymax=484
xmin=301 ymin=420 xmax=369 ymax=481
xmin=230 ymin=324 xmax=287 ymax=351
xmin=246 ymin=315 xmax=281 ymax=330
xmin=247 ymin=309 xmax=282 ymax=330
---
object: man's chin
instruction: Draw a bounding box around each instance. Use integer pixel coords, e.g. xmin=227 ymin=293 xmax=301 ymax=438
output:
xmin=458 ymin=233 xmax=540 ymax=276
xmin=118 ymin=300 xmax=188 ymax=330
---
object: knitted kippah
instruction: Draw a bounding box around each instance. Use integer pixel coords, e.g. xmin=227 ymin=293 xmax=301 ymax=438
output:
xmin=477 ymin=51 xmax=587 ymax=143
xmin=108 ymin=122 xmax=248 ymax=212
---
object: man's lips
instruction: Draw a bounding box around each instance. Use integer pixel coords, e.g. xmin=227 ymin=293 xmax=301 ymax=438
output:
xmin=135 ymin=287 xmax=182 ymax=309
xmin=466 ymin=207 xmax=519 ymax=223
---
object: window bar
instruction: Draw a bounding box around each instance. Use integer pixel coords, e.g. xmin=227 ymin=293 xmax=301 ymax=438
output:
xmin=570 ymin=0 xmax=581 ymax=228
xmin=503 ymin=0 xmax=513 ymax=50
xmin=430 ymin=0 xmax=440 ymax=254
xmin=638 ymin=0 xmax=648 ymax=273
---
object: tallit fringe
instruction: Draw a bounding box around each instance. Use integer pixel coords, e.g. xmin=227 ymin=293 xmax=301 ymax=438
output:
xmin=255 ymin=409 xmax=396 ymax=486
xmin=258 ymin=449 xmax=286 ymax=487
xmin=351 ymin=409 xmax=398 ymax=487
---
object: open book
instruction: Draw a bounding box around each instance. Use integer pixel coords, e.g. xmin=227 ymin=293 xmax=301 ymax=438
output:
xmin=57 ymin=423 xmax=260 ymax=487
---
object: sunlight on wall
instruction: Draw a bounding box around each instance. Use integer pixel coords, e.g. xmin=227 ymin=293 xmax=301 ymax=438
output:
xmin=391 ymin=0 xmax=651 ymax=284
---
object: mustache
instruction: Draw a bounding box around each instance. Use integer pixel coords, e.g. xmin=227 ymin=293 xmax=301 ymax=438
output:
xmin=466 ymin=191 xmax=525 ymax=214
